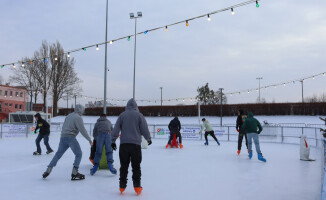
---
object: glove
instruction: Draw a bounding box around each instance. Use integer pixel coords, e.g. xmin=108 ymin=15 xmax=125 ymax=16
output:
xmin=258 ymin=131 xmax=261 ymax=135
xmin=148 ymin=140 xmax=152 ymax=146
xmin=111 ymin=143 xmax=117 ymax=151
xmin=199 ymin=131 xmax=202 ymax=134
xmin=236 ymin=129 xmax=240 ymax=133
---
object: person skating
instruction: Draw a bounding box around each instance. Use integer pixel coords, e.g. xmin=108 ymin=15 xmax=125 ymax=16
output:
xmin=166 ymin=116 xmax=183 ymax=148
xmin=33 ymin=113 xmax=53 ymax=155
xmin=199 ymin=118 xmax=220 ymax=146
xmin=90 ymin=114 xmax=117 ymax=175
xmin=236 ymin=109 xmax=248 ymax=155
xmin=111 ymin=98 xmax=152 ymax=195
xmin=42 ymin=104 xmax=93 ymax=180
xmin=241 ymin=112 xmax=266 ymax=162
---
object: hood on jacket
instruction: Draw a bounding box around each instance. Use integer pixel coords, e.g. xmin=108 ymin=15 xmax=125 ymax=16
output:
xmin=126 ymin=98 xmax=139 ymax=111
xmin=74 ymin=104 xmax=85 ymax=116
xmin=248 ymin=112 xmax=254 ymax=118
xmin=238 ymin=109 xmax=244 ymax=115
xmin=34 ymin=113 xmax=42 ymax=119
xmin=173 ymin=117 xmax=179 ymax=121
xmin=97 ymin=116 xmax=107 ymax=122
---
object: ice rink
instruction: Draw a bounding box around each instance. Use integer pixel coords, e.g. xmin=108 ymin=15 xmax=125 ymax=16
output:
xmin=0 ymin=136 xmax=322 ymax=200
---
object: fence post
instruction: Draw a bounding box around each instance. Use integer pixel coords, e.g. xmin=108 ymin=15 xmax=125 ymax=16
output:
xmin=301 ymin=127 xmax=304 ymax=136
xmin=153 ymin=125 xmax=155 ymax=139
xmin=315 ymin=128 xmax=318 ymax=147
xmin=0 ymin=122 xmax=2 ymax=139
xmin=227 ymin=126 xmax=230 ymax=141
xmin=281 ymin=127 xmax=284 ymax=143
xmin=26 ymin=124 xmax=29 ymax=138
xmin=89 ymin=124 xmax=92 ymax=137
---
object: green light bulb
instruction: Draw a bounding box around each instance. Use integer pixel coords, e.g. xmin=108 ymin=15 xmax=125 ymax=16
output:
xmin=127 ymin=37 xmax=130 ymax=41
xmin=256 ymin=2 xmax=259 ymax=7
xmin=1 ymin=65 xmax=4 ymax=68
xmin=83 ymin=48 xmax=86 ymax=51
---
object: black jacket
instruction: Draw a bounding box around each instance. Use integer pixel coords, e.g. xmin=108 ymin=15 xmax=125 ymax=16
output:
xmin=168 ymin=117 xmax=181 ymax=133
xmin=35 ymin=113 xmax=50 ymax=135
xmin=236 ymin=110 xmax=246 ymax=131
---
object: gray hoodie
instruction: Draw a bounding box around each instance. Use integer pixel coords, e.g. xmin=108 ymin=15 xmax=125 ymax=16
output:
xmin=112 ymin=98 xmax=151 ymax=145
xmin=93 ymin=116 xmax=113 ymax=139
xmin=61 ymin=104 xmax=92 ymax=143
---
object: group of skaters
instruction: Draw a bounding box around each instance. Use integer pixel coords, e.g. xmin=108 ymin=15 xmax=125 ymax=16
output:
xmin=33 ymin=98 xmax=266 ymax=196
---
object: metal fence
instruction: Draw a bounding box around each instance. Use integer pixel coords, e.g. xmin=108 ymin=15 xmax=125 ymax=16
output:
xmin=0 ymin=122 xmax=324 ymax=148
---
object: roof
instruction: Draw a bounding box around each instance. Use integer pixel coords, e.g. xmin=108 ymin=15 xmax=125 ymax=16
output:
xmin=0 ymin=85 xmax=27 ymax=91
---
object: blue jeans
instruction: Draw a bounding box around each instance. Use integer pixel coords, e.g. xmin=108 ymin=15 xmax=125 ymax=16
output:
xmin=48 ymin=137 xmax=82 ymax=168
xmin=93 ymin=133 xmax=114 ymax=165
xmin=247 ymin=133 xmax=261 ymax=154
xmin=36 ymin=134 xmax=53 ymax=153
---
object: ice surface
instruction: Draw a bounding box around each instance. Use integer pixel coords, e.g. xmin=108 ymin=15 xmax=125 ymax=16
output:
xmin=0 ymin=136 xmax=322 ymax=200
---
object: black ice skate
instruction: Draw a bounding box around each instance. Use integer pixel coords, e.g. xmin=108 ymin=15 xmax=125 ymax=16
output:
xmin=42 ymin=167 xmax=52 ymax=179
xmin=71 ymin=167 xmax=85 ymax=181
xmin=46 ymin=150 xmax=54 ymax=154
xmin=33 ymin=151 xmax=41 ymax=155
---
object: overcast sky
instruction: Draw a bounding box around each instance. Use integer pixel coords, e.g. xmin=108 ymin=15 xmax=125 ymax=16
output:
xmin=0 ymin=0 xmax=325 ymax=107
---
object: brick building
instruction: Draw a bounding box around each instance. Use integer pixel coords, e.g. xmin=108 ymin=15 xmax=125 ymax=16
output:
xmin=0 ymin=85 xmax=27 ymax=122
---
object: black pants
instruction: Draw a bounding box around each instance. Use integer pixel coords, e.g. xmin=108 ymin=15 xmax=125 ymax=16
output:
xmin=204 ymin=131 xmax=218 ymax=142
xmin=238 ymin=131 xmax=248 ymax=150
xmin=168 ymin=131 xmax=182 ymax=144
xmin=89 ymin=139 xmax=97 ymax=160
xmin=119 ymin=143 xmax=142 ymax=188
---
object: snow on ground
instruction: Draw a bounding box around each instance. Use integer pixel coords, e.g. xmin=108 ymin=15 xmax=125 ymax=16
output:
xmin=0 ymin=136 xmax=322 ymax=200
xmin=51 ymin=115 xmax=325 ymax=125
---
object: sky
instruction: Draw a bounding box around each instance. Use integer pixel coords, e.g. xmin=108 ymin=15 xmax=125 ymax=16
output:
xmin=0 ymin=0 xmax=325 ymax=107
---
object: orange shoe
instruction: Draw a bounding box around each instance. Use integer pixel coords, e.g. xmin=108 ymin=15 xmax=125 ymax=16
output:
xmin=165 ymin=144 xmax=169 ymax=149
xmin=89 ymin=157 xmax=94 ymax=164
xmin=179 ymin=143 xmax=183 ymax=149
xmin=119 ymin=188 xmax=125 ymax=194
xmin=134 ymin=187 xmax=143 ymax=195
xmin=237 ymin=150 xmax=241 ymax=155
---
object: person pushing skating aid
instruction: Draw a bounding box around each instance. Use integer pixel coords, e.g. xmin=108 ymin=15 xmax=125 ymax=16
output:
xmin=166 ymin=116 xmax=183 ymax=148
xmin=42 ymin=104 xmax=93 ymax=180
xmin=111 ymin=98 xmax=152 ymax=195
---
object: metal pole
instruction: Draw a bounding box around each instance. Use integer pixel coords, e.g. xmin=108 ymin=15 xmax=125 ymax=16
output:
xmin=219 ymin=88 xmax=224 ymax=126
xmin=198 ymin=101 xmax=201 ymax=126
xmin=74 ymin=95 xmax=77 ymax=108
xmin=256 ymin=77 xmax=262 ymax=103
xmin=160 ymin=87 xmax=163 ymax=113
xmin=133 ymin=18 xmax=137 ymax=99
xmin=66 ymin=93 xmax=68 ymax=109
xmin=301 ymin=80 xmax=304 ymax=103
xmin=45 ymin=89 xmax=48 ymax=122
xmin=103 ymin=0 xmax=109 ymax=114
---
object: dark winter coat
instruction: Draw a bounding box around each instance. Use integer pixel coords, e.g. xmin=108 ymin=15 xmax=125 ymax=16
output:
xmin=168 ymin=117 xmax=181 ymax=133
xmin=241 ymin=112 xmax=263 ymax=134
xmin=93 ymin=116 xmax=114 ymax=139
xmin=236 ymin=110 xmax=246 ymax=131
xmin=112 ymin=98 xmax=151 ymax=145
xmin=35 ymin=113 xmax=50 ymax=135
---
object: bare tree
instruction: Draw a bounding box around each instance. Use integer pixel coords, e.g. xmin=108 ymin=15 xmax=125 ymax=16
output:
xmin=49 ymin=41 xmax=82 ymax=116
xmin=9 ymin=57 xmax=41 ymax=110
xmin=0 ymin=74 xmax=4 ymax=84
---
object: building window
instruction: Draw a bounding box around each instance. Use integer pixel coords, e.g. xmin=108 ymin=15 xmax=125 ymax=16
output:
xmin=15 ymin=104 xmax=18 ymax=109
xmin=10 ymin=91 xmax=13 ymax=97
xmin=4 ymin=103 xmax=7 ymax=106
xmin=20 ymin=92 xmax=23 ymax=97
xmin=16 ymin=92 xmax=19 ymax=97
xmin=9 ymin=104 xmax=12 ymax=107
xmin=4 ymin=91 xmax=8 ymax=96
xmin=0 ymin=90 xmax=2 ymax=96
xmin=19 ymin=104 xmax=22 ymax=109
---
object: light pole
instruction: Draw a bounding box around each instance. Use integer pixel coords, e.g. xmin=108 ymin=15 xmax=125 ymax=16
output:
xmin=103 ymin=0 xmax=109 ymax=114
xmin=160 ymin=87 xmax=163 ymax=113
xmin=130 ymin=12 xmax=142 ymax=99
xmin=219 ymin=88 xmax=224 ymax=126
xmin=256 ymin=77 xmax=263 ymax=103
xmin=300 ymin=79 xmax=304 ymax=103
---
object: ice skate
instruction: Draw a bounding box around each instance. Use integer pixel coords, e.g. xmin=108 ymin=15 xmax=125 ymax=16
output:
xmin=119 ymin=188 xmax=125 ymax=194
xmin=237 ymin=150 xmax=241 ymax=155
xmin=216 ymin=140 xmax=220 ymax=146
xmin=108 ymin=162 xmax=117 ymax=175
xmin=249 ymin=151 xmax=253 ymax=159
xmin=42 ymin=167 xmax=52 ymax=179
xmin=204 ymin=141 xmax=208 ymax=145
xmin=258 ymin=153 xmax=267 ymax=162
xmin=90 ymin=164 xmax=99 ymax=175
xmin=134 ymin=187 xmax=143 ymax=195
xmin=46 ymin=150 xmax=54 ymax=154
xmin=33 ymin=151 xmax=41 ymax=155
xmin=179 ymin=143 xmax=183 ymax=149
xmin=71 ymin=167 xmax=85 ymax=180
xmin=165 ymin=144 xmax=169 ymax=149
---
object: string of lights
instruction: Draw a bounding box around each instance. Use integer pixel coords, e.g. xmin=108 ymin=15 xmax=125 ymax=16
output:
xmin=0 ymin=0 xmax=260 ymax=69
xmin=75 ymin=71 xmax=326 ymax=103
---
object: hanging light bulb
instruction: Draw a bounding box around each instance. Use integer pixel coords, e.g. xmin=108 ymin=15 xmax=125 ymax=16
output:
xmin=1 ymin=65 xmax=4 ymax=68
xmin=55 ymin=57 xmax=58 ymax=61
xmin=44 ymin=58 xmax=48 ymax=62
xmin=283 ymin=83 xmax=286 ymax=86
xmin=165 ymin=26 xmax=168 ymax=32
xmin=231 ymin=8 xmax=235 ymax=15
xmin=82 ymin=48 xmax=86 ymax=51
xmin=207 ymin=14 xmax=211 ymax=21
xmin=144 ymin=30 xmax=148 ymax=34
xmin=127 ymin=36 xmax=131 ymax=41
xmin=30 ymin=61 xmax=33 ymax=64
xmin=13 ymin=64 xmax=16 ymax=68
xmin=323 ymin=73 xmax=325 ymax=76
xmin=248 ymin=91 xmax=250 ymax=93
xmin=67 ymin=52 xmax=70 ymax=58
xmin=22 ymin=63 xmax=25 ymax=67
xmin=109 ymin=40 xmax=113 ymax=44
xmin=312 ymin=76 xmax=315 ymax=79
xmin=186 ymin=20 xmax=189 ymax=26
xmin=96 ymin=45 xmax=99 ymax=51
xmin=256 ymin=1 xmax=259 ymax=7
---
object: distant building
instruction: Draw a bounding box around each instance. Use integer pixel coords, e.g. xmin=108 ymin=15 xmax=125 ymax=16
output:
xmin=0 ymin=85 xmax=27 ymax=122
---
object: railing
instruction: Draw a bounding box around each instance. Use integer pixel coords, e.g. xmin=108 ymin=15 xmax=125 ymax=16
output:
xmin=0 ymin=122 xmax=324 ymax=148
